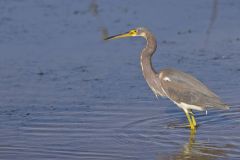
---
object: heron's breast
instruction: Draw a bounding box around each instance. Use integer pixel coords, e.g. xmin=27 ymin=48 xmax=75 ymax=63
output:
xmin=145 ymin=77 xmax=166 ymax=97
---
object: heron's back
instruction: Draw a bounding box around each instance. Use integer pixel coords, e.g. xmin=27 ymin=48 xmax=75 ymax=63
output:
xmin=159 ymin=68 xmax=229 ymax=110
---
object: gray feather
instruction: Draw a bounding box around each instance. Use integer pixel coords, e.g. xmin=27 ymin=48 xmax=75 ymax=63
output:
xmin=159 ymin=68 xmax=229 ymax=110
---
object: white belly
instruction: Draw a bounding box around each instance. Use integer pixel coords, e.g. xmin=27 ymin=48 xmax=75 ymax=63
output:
xmin=175 ymin=102 xmax=204 ymax=111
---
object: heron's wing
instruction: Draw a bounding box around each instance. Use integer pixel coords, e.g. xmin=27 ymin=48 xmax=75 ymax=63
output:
xmin=159 ymin=68 xmax=229 ymax=110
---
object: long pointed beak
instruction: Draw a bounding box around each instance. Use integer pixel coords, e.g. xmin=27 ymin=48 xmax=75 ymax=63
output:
xmin=104 ymin=32 xmax=131 ymax=40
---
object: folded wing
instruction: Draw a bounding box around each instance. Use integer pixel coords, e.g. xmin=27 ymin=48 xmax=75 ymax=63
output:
xmin=159 ymin=68 xmax=229 ymax=110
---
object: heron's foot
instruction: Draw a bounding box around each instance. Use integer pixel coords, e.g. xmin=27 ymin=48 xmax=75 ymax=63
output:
xmin=186 ymin=123 xmax=199 ymax=129
xmin=167 ymin=123 xmax=199 ymax=129
xmin=188 ymin=123 xmax=199 ymax=130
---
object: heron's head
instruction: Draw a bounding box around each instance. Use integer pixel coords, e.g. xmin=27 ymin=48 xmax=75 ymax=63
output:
xmin=104 ymin=27 xmax=148 ymax=40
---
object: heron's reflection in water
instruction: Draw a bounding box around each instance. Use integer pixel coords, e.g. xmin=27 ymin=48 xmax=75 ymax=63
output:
xmin=159 ymin=130 xmax=227 ymax=160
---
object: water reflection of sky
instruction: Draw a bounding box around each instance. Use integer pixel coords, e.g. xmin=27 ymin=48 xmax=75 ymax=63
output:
xmin=0 ymin=0 xmax=240 ymax=159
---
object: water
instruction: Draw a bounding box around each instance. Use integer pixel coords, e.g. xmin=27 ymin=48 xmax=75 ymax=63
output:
xmin=0 ymin=0 xmax=240 ymax=159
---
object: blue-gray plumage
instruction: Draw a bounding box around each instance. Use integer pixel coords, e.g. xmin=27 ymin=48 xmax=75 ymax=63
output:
xmin=105 ymin=27 xmax=229 ymax=130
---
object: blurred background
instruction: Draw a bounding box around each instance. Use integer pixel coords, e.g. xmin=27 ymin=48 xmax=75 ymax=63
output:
xmin=0 ymin=0 xmax=239 ymax=160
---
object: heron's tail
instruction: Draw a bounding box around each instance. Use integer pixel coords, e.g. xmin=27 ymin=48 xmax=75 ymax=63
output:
xmin=206 ymin=98 xmax=230 ymax=110
xmin=215 ymin=103 xmax=230 ymax=110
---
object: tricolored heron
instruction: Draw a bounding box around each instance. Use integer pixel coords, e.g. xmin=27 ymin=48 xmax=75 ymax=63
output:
xmin=105 ymin=27 xmax=229 ymax=130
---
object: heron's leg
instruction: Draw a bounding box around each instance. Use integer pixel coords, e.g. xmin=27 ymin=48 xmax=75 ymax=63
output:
xmin=189 ymin=110 xmax=197 ymax=127
xmin=183 ymin=109 xmax=195 ymax=130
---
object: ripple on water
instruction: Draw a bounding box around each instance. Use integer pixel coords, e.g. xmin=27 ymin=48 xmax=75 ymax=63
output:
xmin=0 ymin=97 xmax=240 ymax=159
xmin=112 ymin=99 xmax=240 ymax=159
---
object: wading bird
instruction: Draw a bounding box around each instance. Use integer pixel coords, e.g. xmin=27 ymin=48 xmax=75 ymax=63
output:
xmin=104 ymin=27 xmax=229 ymax=130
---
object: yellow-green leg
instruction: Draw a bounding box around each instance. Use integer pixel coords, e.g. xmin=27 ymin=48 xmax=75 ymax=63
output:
xmin=189 ymin=110 xmax=197 ymax=127
xmin=183 ymin=109 xmax=196 ymax=130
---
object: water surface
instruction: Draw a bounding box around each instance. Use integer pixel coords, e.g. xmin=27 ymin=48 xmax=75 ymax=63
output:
xmin=0 ymin=1 xmax=240 ymax=159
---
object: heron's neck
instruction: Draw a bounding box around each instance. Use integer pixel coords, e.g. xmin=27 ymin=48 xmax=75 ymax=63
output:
xmin=140 ymin=32 xmax=157 ymax=80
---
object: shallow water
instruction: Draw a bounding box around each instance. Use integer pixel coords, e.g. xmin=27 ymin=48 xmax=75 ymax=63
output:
xmin=0 ymin=0 xmax=240 ymax=159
